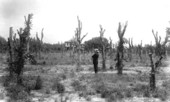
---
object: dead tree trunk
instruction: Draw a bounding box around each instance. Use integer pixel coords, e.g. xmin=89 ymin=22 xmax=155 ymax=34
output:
xmin=75 ymin=16 xmax=87 ymax=71
xmin=36 ymin=29 xmax=44 ymax=59
xmin=8 ymin=27 xmax=14 ymax=77
xmin=99 ymin=25 xmax=106 ymax=70
xmin=138 ymin=40 xmax=142 ymax=62
xmin=152 ymin=29 xmax=168 ymax=58
xmin=116 ymin=22 xmax=128 ymax=75
xmin=109 ymin=37 xmax=114 ymax=69
xmin=149 ymin=53 xmax=163 ymax=91
xmin=128 ymin=38 xmax=133 ymax=61
xmin=149 ymin=53 xmax=156 ymax=90
xmin=7 ymin=14 xmax=33 ymax=84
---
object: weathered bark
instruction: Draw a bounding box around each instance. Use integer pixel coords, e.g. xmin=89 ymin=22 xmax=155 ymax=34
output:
xmin=149 ymin=53 xmax=163 ymax=91
xmin=116 ymin=22 xmax=128 ymax=75
xmin=7 ymin=14 xmax=33 ymax=84
xmin=75 ymin=16 xmax=87 ymax=71
xmin=99 ymin=25 xmax=106 ymax=70
xmin=128 ymin=38 xmax=133 ymax=61
xmin=149 ymin=53 xmax=156 ymax=90
xmin=152 ymin=30 xmax=168 ymax=57
xmin=8 ymin=27 xmax=14 ymax=76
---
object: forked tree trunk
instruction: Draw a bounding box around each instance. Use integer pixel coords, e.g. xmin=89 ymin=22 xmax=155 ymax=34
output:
xmin=116 ymin=22 xmax=127 ymax=75
xmin=7 ymin=14 xmax=33 ymax=84
xmin=75 ymin=16 xmax=87 ymax=71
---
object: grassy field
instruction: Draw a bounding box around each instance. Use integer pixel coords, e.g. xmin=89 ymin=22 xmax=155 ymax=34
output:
xmin=0 ymin=52 xmax=170 ymax=102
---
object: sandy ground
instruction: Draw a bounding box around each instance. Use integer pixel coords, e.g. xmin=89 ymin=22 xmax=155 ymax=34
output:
xmin=163 ymin=57 xmax=170 ymax=73
xmin=0 ymin=57 xmax=170 ymax=102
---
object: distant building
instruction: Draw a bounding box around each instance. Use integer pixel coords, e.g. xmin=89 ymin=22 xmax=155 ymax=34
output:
xmin=64 ymin=41 xmax=76 ymax=50
xmin=64 ymin=41 xmax=85 ymax=51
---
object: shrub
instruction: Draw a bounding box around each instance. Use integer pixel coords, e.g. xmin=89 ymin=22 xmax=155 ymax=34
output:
xmin=6 ymin=83 xmax=30 ymax=101
xmin=162 ymin=80 xmax=170 ymax=89
xmin=34 ymin=75 xmax=43 ymax=90
xmin=71 ymin=80 xmax=86 ymax=92
xmin=100 ymin=89 xmax=112 ymax=98
xmin=152 ymin=88 xmax=168 ymax=101
xmin=20 ymin=75 xmax=43 ymax=92
xmin=58 ymin=73 xmax=67 ymax=80
xmin=124 ymin=88 xmax=133 ymax=98
xmin=52 ymin=79 xmax=65 ymax=94
xmin=106 ymin=89 xmax=124 ymax=101
xmin=132 ymin=83 xmax=150 ymax=97
xmin=45 ymin=88 xmax=51 ymax=94
xmin=94 ymin=82 xmax=106 ymax=94
xmin=23 ymin=80 xmax=36 ymax=93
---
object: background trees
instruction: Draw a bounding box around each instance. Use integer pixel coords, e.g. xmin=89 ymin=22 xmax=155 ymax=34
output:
xmin=84 ymin=37 xmax=109 ymax=52
xmin=0 ymin=36 xmax=7 ymax=53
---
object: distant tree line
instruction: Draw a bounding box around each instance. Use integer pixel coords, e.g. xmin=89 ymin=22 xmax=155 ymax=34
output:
xmin=0 ymin=36 xmax=8 ymax=53
xmin=1 ymin=35 xmax=170 ymax=56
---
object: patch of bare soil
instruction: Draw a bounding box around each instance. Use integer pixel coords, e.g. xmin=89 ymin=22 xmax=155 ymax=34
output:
xmin=163 ymin=57 xmax=170 ymax=74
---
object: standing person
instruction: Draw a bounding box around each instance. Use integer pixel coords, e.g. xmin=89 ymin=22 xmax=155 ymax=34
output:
xmin=92 ymin=49 xmax=99 ymax=73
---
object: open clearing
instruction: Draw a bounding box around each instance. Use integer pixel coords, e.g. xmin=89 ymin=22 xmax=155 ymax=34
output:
xmin=0 ymin=54 xmax=170 ymax=102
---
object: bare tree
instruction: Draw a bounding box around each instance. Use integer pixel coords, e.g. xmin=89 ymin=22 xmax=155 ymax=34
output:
xmin=75 ymin=16 xmax=88 ymax=71
xmin=8 ymin=14 xmax=33 ymax=84
xmin=99 ymin=25 xmax=106 ymax=70
xmin=109 ymin=37 xmax=114 ymax=69
xmin=137 ymin=40 xmax=143 ymax=61
xmin=36 ymin=28 xmax=44 ymax=58
xmin=128 ymin=38 xmax=133 ymax=61
xmin=115 ymin=22 xmax=128 ymax=75
xmin=152 ymin=29 xmax=168 ymax=57
xmin=149 ymin=53 xmax=163 ymax=91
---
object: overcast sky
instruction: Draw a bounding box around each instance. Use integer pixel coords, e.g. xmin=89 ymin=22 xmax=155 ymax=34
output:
xmin=0 ymin=0 xmax=170 ymax=45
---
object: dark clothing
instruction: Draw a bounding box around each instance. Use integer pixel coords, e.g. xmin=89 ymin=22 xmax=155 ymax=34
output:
xmin=93 ymin=63 xmax=98 ymax=73
xmin=92 ymin=53 xmax=99 ymax=64
xmin=92 ymin=53 xmax=99 ymax=73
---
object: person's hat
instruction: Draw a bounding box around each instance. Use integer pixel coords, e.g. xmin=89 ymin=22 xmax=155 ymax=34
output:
xmin=94 ymin=49 xmax=99 ymax=53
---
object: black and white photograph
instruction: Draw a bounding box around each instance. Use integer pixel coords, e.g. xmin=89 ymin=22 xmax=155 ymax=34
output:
xmin=0 ymin=0 xmax=170 ymax=102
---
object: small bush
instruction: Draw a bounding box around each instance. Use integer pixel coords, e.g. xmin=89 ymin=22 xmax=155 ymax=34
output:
xmin=101 ymin=89 xmax=112 ymax=98
xmin=94 ymin=82 xmax=106 ymax=94
xmin=6 ymin=83 xmax=30 ymax=101
xmin=52 ymin=79 xmax=65 ymax=94
xmin=124 ymin=88 xmax=133 ymax=98
xmin=143 ymin=88 xmax=150 ymax=97
xmin=21 ymin=75 xmax=43 ymax=91
xmin=45 ymin=88 xmax=51 ymax=94
xmin=23 ymin=80 xmax=36 ymax=93
xmin=58 ymin=73 xmax=67 ymax=80
xmin=132 ymin=83 xmax=150 ymax=97
xmin=107 ymin=90 xmax=124 ymax=101
xmin=3 ymin=74 xmax=18 ymax=87
xmin=71 ymin=80 xmax=86 ymax=92
xmin=162 ymin=80 xmax=170 ymax=89
xmin=152 ymin=88 xmax=168 ymax=101
xmin=34 ymin=75 xmax=43 ymax=90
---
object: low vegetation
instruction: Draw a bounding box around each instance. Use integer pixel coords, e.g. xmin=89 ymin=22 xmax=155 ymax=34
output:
xmin=0 ymin=14 xmax=170 ymax=102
